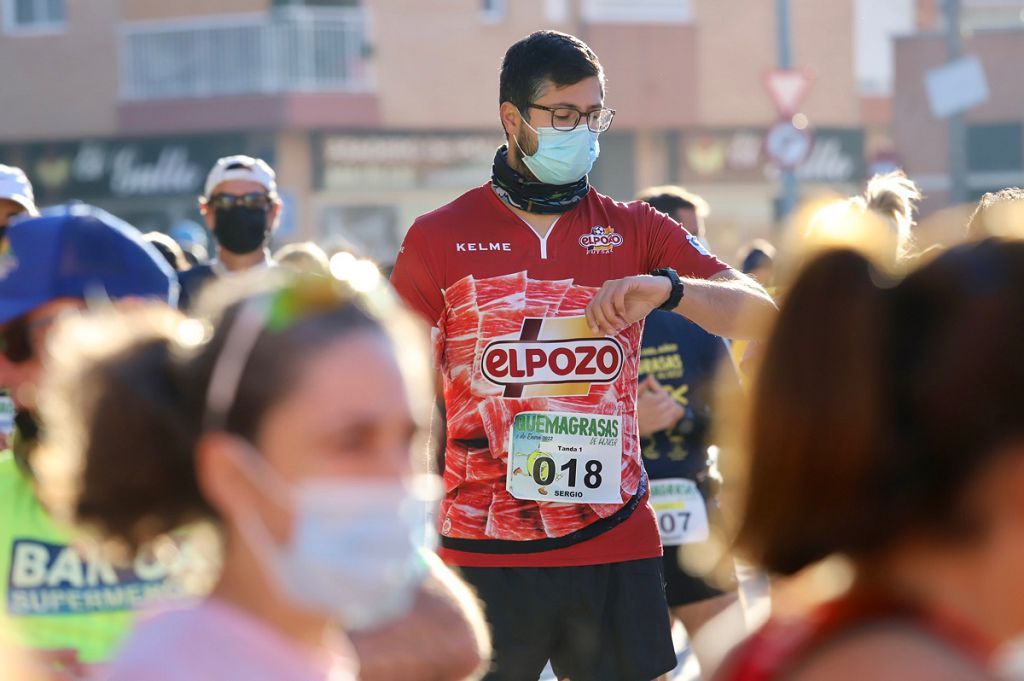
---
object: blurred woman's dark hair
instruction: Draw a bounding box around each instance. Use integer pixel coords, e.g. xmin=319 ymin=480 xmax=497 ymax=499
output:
xmin=38 ymin=272 xmax=426 ymax=552
xmin=145 ymin=231 xmax=190 ymax=272
xmin=738 ymin=239 xmax=1024 ymax=575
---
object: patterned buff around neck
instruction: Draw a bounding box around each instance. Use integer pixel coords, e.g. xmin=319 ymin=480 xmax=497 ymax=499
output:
xmin=490 ymin=146 xmax=590 ymax=215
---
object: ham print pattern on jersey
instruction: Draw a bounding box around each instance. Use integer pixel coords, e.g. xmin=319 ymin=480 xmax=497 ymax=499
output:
xmin=436 ymin=271 xmax=644 ymax=542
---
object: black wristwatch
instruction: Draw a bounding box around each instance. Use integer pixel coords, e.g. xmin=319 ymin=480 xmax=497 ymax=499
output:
xmin=650 ymin=268 xmax=684 ymax=311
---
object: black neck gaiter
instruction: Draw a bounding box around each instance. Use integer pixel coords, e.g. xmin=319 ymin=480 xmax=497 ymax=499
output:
xmin=490 ymin=146 xmax=590 ymax=215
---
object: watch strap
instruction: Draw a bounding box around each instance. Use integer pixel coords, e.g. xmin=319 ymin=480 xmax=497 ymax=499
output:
xmin=651 ymin=268 xmax=684 ymax=312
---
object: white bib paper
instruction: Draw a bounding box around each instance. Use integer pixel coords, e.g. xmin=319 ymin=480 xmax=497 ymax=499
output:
xmin=506 ymin=411 xmax=622 ymax=504
xmin=650 ymin=478 xmax=710 ymax=545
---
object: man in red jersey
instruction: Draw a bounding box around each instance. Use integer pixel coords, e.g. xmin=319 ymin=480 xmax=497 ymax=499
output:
xmin=391 ymin=31 xmax=775 ymax=681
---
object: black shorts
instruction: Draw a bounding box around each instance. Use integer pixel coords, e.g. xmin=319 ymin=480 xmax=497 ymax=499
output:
xmin=460 ymin=558 xmax=676 ymax=681
xmin=662 ymin=542 xmax=734 ymax=608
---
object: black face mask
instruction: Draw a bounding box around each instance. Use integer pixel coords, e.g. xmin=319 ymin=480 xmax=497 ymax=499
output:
xmin=213 ymin=206 xmax=269 ymax=255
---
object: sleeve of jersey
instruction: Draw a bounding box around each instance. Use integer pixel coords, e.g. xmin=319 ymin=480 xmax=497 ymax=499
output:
xmin=390 ymin=222 xmax=445 ymax=327
xmin=645 ymin=209 xmax=730 ymax=280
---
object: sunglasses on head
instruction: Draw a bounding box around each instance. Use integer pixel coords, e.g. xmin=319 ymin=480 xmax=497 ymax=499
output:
xmin=206 ymin=192 xmax=273 ymax=211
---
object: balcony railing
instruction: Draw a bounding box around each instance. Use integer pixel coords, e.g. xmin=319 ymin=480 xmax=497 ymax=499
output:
xmin=119 ymin=8 xmax=372 ymax=101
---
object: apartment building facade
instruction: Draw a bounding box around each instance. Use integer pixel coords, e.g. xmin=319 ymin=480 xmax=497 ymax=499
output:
xmin=3 ymin=0 xmax=1001 ymax=261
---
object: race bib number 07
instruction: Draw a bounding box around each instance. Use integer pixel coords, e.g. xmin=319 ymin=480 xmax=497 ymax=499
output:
xmin=650 ymin=478 xmax=710 ymax=545
xmin=506 ymin=411 xmax=622 ymax=504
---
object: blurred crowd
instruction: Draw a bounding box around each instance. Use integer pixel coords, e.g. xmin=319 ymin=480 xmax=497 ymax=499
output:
xmin=2 ymin=28 xmax=1024 ymax=681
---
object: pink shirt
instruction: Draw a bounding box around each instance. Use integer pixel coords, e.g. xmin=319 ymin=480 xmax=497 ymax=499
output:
xmin=104 ymin=599 xmax=358 ymax=681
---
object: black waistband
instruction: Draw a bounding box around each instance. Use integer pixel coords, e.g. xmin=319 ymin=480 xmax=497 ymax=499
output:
xmin=440 ymin=472 xmax=649 ymax=554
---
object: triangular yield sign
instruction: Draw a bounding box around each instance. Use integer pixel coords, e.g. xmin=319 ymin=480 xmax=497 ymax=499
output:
xmin=764 ymin=70 xmax=811 ymax=116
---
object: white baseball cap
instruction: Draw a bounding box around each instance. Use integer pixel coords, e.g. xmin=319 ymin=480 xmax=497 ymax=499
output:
xmin=203 ymin=155 xmax=277 ymax=198
xmin=0 ymin=164 xmax=39 ymax=217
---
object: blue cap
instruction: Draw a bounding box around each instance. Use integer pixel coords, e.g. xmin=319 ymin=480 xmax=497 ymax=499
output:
xmin=0 ymin=204 xmax=179 ymax=323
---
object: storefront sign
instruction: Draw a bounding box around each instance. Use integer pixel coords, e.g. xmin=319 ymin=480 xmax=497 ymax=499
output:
xmin=0 ymin=135 xmax=263 ymax=204
xmin=682 ymin=128 xmax=865 ymax=184
xmin=317 ymin=132 xmax=498 ymax=191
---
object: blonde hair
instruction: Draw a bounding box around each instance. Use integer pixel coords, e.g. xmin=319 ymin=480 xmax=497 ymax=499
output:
xmin=806 ymin=171 xmax=921 ymax=263
xmin=966 ymin=187 xmax=1024 ymax=240
xmin=273 ymin=241 xmax=330 ymax=277
xmin=863 ymin=171 xmax=921 ymax=255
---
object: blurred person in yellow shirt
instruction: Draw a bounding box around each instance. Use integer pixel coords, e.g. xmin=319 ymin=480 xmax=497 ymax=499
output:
xmin=0 ymin=205 xmax=181 ymax=677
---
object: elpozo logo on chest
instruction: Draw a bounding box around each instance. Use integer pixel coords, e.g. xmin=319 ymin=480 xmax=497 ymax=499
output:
xmin=579 ymin=225 xmax=624 ymax=255
xmin=481 ymin=316 xmax=623 ymax=398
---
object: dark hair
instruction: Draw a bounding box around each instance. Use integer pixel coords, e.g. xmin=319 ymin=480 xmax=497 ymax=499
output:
xmin=145 ymin=231 xmax=189 ymax=272
xmin=636 ymin=185 xmax=709 ymax=219
xmin=39 ymin=273 xmax=415 ymax=552
xmin=738 ymin=240 xmax=1024 ymax=575
xmin=740 ymin=239 xmax=776 ymax=275
xmin=499 ymin=31 xmax=604 ymax=116
xmin=966 ymin=186 xmax=1024 ymax=239
xmin=181 ymin=246 xmax=202 ymax=268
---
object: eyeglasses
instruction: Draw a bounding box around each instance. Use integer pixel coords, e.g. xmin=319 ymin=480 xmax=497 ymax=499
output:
xmin=205 ymin=192 xmax=273 ymax=211
xmin=527 ymin=104 xmax=616 ymax=133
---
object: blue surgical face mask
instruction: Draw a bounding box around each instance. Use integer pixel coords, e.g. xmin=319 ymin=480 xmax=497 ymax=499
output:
xmin=235 ymin=446 xmax=439 ymax=631
xmin=515 ymin=119 xmax=600 ymax=186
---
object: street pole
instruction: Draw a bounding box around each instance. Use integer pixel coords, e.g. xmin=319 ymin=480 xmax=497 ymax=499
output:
xmin=944 ymin=0 xmax=967 ymax=205
xmin=776 ymin=0 xmax=798 ymax=220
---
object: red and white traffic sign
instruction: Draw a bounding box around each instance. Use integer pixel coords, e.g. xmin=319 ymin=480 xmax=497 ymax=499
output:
xmin=763 ymin=120 xmax=813 ymax=169
xmin=763 ymin=69 xmax=812 ymax=116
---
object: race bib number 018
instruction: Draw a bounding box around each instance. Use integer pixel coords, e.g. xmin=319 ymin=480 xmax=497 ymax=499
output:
xmin=650 ymin=478 xmax=710 ymax=545
xmin=507 ymin=411 xmax=622 ymax=504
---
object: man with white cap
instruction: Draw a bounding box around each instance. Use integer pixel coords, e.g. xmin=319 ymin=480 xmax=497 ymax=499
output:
xmin=0 ymin=166 xmax=39 ymax=449
xmin=178 ymin=155 xmax=282 ymax=309
xmin=0 ymin=165 xmax=39 ymax=244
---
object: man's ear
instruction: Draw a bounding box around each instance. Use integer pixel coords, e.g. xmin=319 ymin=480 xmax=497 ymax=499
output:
xmin=268 ymin=198 xmax=283 ymax=232
xmin=499 ymin=102 xmax=521 ymax=140
xmin=199 ymin=199 xmax=216 ymax=231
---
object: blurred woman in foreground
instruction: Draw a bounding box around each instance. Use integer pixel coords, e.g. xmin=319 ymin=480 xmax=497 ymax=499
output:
xmin=717 ymin=239 xmax=1024 ymax=681
xmin=35 ymin=272 xmax=488 ymax=681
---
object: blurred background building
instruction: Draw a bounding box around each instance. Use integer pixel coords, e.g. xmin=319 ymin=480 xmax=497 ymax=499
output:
xmin=1 ymin=0 xmax=1022 ymax=263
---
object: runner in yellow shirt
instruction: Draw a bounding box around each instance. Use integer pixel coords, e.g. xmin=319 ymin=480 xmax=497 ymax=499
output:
xmin=0 ymin=204 xmax=180 ymax=675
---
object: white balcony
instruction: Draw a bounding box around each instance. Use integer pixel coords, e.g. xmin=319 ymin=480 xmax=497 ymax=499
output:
xmin=119 ymin=8 xmax=372 ymax=102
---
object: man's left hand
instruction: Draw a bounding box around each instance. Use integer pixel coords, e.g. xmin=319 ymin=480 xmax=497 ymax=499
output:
xmin=585 ymin=275 xmax=670 ymax=336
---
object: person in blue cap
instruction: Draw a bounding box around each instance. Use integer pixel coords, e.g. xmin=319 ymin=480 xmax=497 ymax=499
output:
xmin=0 ymin=204 xmax=180 ymax=678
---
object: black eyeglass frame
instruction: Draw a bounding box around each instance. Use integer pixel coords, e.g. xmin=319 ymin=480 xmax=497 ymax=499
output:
xmin=525 ymin=103 xmax=616 ymax=133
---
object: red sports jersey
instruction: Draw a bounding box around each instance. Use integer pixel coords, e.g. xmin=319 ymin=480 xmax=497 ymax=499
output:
xmin=391 ymin=184 xmax=729 ymax=568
